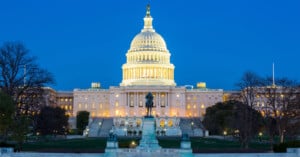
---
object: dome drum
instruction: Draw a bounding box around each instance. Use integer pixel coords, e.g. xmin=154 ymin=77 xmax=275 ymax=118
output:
xmin=126 ymin=52 xmax=170 ymax=64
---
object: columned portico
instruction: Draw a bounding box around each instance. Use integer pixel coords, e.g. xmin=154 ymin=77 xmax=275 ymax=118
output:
xmin=109 ymin=86 xmax=186 ymax=117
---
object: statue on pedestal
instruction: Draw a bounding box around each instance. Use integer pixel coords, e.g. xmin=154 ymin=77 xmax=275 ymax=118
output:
xmin=145 ymin=92 xmax=154 ymax=117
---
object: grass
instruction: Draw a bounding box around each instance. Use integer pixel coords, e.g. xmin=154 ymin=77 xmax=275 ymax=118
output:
xmin=22 ymin=137 xmax=107 ymax=153
xmin=21 ymin=136 xmax=272 ymax=153
xmin=190 ymin=137 xmax=271 ymax=153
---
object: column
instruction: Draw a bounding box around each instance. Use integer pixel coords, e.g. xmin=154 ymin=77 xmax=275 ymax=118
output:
xmin=127 ymin=93 xmax=129 ymax=106
xmin=151 ymin=67 xmax=153 ymax=78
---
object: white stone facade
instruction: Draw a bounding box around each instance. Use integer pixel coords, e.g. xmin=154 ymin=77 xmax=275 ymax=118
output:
xmin=73 ymin=86 xmax=223 ymax=118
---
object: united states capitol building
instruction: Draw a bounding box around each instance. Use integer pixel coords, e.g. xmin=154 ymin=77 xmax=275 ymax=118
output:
xmin=72 ymin=5 xmax=223 ymax=119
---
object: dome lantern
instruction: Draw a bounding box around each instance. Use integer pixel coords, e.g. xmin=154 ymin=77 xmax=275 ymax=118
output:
xmin=143 ymin=4 xmax=154 ymax=31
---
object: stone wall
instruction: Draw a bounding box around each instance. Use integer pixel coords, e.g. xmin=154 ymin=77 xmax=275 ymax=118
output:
xmin=2 ymin=149 xmax=300 ymax=157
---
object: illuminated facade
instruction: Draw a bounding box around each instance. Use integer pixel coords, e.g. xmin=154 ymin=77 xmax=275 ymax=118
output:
xmin=72 ymin=5 xmax=223 ymax=118
xmin=56 ymin=91 xmax=73 ymax=116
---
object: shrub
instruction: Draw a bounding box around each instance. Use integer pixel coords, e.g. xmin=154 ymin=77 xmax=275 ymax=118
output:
xmin=273 ymin=141 xmax=300 ymax=152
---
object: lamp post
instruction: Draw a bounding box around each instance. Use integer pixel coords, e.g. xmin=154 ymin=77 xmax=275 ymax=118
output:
xmin=259 ymin=132 xmax=263 ymax=142
xmin=223 ymin=130 xmax=227 ymax=139
xmin=191 ymin=122 xmax=194 ymax=136
xmin=130 ymin=141 xmax=136 ymax=148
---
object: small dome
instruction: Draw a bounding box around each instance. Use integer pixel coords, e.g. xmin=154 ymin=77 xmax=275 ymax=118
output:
xmin=129 ymin=31 xmax=167 ymax=52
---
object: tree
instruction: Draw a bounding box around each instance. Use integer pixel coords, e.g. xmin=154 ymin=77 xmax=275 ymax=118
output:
xmin=203 ymin=100 xmax=263 ymax=148
xmin=0 ymin=41 xmax=54 ymax=147
xmin=229 ymin=101 xmax=264 ymax=148
xmin=11 ymin=115 xmax=30 ymax=151
xmin=235 ymin=71 xmax=264 ymax=148
xmin=36 ymin=106 xmax=68 ymax=136
xmin=0 ymin=91 xmax=15 ymax=142
xmin=203 ymin=102 xmax=235 ymax=135
xmin=262 ymin=77 xmax=300 ymax=143
xmin=236 ymin=71 xmax=263 ymax=108
xmin=0 ymin=41 xmax=54 ymax=116
xmin=76 ymin=111 xmax=90 ymax=135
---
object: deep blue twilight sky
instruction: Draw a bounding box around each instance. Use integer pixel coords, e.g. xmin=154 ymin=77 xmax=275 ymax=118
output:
xmin=0 ymin=0 xmax=299 ymax=91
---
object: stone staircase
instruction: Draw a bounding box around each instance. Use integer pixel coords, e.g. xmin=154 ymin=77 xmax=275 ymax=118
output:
xmin=179 ymin=118 xmax=204 ymax=137
xmin=98 ymin=118 xmax=113 ymax=137
xmin=88 ymin=118 xmax=103 ymax=137
xmin=179 ymin=118 xmax=193 ymax=135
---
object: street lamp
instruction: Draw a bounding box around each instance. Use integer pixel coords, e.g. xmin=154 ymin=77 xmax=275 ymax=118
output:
xmin=259 ymin=132 xmax=263 ymax=142
xmin=191 ymin=122 xmax=194 ymax=136
xmin=130 ymin=141 xmax=136 ymax=148
xmin=223 ymin=130 xmax=227 ymax=139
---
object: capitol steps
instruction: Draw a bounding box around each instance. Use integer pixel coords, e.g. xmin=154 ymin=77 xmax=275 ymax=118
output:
xmin=98 ymin=118 xmax=113 ymax=137
xmin=88 ymin=118 xmax=102 ymax=137
xmin=179 ymin=118 xmax=193 ymax=136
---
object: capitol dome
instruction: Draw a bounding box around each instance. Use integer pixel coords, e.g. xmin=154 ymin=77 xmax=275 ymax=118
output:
xmin=129 ymin=31 xmax=168 ymax=52
xmin=120 ymin=4 xmax=176 ymax=86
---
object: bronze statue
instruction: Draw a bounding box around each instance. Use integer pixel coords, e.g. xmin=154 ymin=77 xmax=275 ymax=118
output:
xmin=145 ymin=92 xmax=154 ymax=117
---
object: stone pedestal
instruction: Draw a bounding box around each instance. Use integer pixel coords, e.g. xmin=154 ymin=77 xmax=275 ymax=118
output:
xmin=180 ymin=141 xmax=191 ymax=149
xmin=105 ymin=117 xmax=193 ymax=157
xmin=106 ymin=141 xmax=118 ymax=149
xmin=137 ymin=117 xmax=161 ymax=149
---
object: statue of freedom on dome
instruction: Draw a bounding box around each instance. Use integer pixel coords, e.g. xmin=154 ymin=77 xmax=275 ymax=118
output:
xmin=145 ymin=92 xmax=154 ymax=117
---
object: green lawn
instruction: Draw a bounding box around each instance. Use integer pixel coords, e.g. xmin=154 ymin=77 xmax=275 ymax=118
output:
xmin=23 ymin=138 xmax=107 ymax=153
xmin=22 ymin=136 xmax=272 ymax=153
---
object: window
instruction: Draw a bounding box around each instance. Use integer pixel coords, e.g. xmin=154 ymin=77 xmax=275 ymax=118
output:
xmin=201 ymin=104 xmax=205 ymax=109
xmin=160 ymin=120 xmax=165 ymax=127
xmin=161 ymin=101 xmax=165 ymax=107
xmin=130 ymin=101 xmax=134 ymax=107
xmin=139 ymin=101 xmax=143 ymax=107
